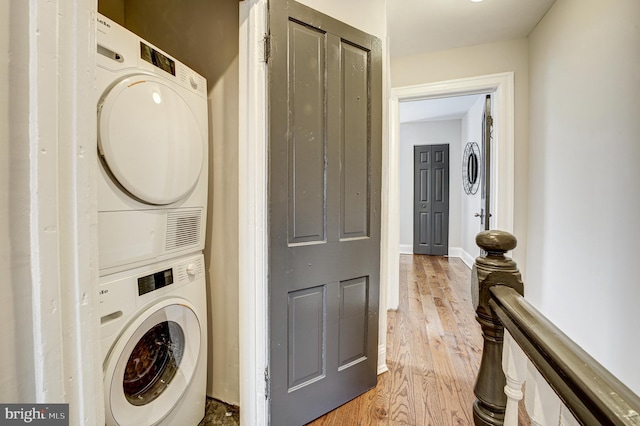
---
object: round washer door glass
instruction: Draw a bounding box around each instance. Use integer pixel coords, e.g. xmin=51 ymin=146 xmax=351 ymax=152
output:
xmin=98 ymin=74 xmax=204 ymax=205
xmin=123 ymin=320 xmax=185 ymax=406
xmin=105 ymin=302 xmax=201 ymax=426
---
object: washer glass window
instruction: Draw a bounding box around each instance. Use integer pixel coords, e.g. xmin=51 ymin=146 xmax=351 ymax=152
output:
xmin=123 ymin=320 xmax=185 ymax=406
xmin=104 ymin=301 xmax=201 ymax=426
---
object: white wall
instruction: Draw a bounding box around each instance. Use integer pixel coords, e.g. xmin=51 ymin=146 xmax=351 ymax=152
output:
xmin=391 ymin=38 xmax=529 ymax=273
xmin=297 ymin=0 xmax=386 ymax=39
xmin=527 ymin=0 xmax=640 ymax=393
xmin=460 ymin=96 xmax=485 ymax=261
xmin=398 ymin=120 xmax=462 ymax=254
xmin=0 ymin=0 xmax=32 ymax=401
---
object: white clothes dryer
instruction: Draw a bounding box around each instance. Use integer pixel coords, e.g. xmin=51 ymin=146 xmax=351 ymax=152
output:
xmin=99 ymin=253 xmax=207 ymax=426
xmin=96 ymin=14 xmax=208 ymax=276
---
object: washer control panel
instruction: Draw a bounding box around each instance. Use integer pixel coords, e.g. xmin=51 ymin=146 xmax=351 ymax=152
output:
xmin=133 ymin=255 xmax=204 ymax=296
xmin=98 ymin=253 xmax=205 ymax=340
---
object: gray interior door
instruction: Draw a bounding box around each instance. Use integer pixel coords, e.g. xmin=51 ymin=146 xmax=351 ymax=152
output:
xmin=413 ymin=144 xmax=449 ymax=255
xmin=268 ymin=0 xmax=382 ymax=424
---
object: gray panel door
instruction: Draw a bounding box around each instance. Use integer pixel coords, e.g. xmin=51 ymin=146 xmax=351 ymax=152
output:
xmin=413 ymin=144 xmax=449 ymax=255
xmin=268 ymin=0 xmax=382 ymax=424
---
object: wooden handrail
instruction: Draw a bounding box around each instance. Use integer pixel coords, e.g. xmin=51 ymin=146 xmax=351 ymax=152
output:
xmin=490 ymin=285 xmax=640 ymax=425
xmin=471 ymin=230 xmax=640 ymax=426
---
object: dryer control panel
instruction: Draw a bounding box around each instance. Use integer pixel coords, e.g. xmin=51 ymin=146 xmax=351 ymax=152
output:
xmin=96 ymin=13 xmax=207 ymax=97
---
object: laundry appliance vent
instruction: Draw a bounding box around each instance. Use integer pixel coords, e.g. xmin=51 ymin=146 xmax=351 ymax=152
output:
xmin=166 ymin=210 xmax=202 ymax=251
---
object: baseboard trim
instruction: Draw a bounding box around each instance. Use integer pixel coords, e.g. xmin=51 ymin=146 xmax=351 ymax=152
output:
xmin=399 ymin=244 xmax=412 ymax=255
xmin=448 ymin=247 xmax=462 ymax=258
xmin=377 ymin=343 xmax=388 ymax=374
xmin=459 ymin=249 xmax=475 ymax=269
xmin=399 ymin=246 xmax=473 ymax=267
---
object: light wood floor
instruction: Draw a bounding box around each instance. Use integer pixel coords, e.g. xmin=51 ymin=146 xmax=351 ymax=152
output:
xmin=307 ymin=254 xmax=483 ymax=426
xmin=203 ymin=254 xmax=529 ymax=426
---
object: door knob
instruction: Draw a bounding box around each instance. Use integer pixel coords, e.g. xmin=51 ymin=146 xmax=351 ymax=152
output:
xmin=421 ymin=203 xmax=427 ymax=208
xmin=474 ymin=212 xmax=483 ymax=218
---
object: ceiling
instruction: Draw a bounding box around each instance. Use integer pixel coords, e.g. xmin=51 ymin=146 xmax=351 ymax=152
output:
xmin=400 ymin=94 xmax=483 ymax=123
xmin=387 ymin=0 xmax=556 ymax=57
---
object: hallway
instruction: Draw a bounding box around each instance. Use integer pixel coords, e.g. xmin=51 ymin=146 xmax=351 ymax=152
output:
xmin=307 ymin=255 xmax=482 ymax=425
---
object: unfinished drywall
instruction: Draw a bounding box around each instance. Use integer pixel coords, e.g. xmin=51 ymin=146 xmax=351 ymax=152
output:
xmin=527 ymin=0 xmax=640 ymax=393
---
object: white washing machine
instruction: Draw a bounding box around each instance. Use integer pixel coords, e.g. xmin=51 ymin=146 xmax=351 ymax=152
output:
xmin=99 ymin=253 xmax=207 ymax=426
xmin=96 ymin=14 xmax=208 ymax=276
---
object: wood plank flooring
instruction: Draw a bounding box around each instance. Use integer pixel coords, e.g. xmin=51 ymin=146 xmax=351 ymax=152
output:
xmin=307 ymin=254 xmax=483 ymax=426
xmin=200 ymin=254 xmax=530 ymax=426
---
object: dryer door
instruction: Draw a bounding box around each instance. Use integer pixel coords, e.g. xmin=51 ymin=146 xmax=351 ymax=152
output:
xmin=104 ymin=300 xmax=201 ymax=426
xmin=98 ymin=74 xmax=204 ymax=205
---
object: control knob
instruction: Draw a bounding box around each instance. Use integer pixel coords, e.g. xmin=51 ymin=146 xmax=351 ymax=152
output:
xmin=189 ymin=75 xmax=198 ymax=90
xmin=186 ymin=263 xmax=197 ymax=277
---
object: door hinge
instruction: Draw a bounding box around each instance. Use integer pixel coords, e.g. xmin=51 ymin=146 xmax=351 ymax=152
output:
xmin=264 ymin=366 xmax=270 ymax=400
xmin=263 ymin=34 xmax=271 ymax=63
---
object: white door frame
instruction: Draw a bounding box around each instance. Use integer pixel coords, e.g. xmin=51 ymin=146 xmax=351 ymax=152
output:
xmin=239 ymin=1 xmax=269 ymax=425
xmin=386 ymin=72 xmax=515 ymax=309
xmin=10 ymin=0 xmax=103 ymax=421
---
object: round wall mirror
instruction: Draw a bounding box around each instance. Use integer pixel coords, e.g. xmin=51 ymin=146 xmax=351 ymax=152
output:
xmin=463 ymin=142 xmax=481 ymax=195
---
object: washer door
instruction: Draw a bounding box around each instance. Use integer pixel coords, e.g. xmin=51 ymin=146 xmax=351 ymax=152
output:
xmin=104 ymin=300 xmax=201 ymax=426
xmin=98 ymin=74 xmax=204 ymax=205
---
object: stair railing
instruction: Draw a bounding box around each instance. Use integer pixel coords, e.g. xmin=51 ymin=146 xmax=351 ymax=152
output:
xmin=471 ymin=230 xmax=640 ymax=426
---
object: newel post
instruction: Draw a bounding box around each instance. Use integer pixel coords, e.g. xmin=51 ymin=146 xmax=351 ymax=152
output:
xmin=471 ymin=230 xmax=524 ymax=426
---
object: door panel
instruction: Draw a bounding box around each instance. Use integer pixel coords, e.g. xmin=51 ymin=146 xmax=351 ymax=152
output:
xmin=434 ymin=212 xmax=444 ymax=246
xmin=413 ymin=144 xmax=449 ymax=255
xmin=420 ymin=168 xmax=429 ymax=202
xmin=338 ymin=277 xmax=368 ymax=368
xmin=419 ymin=212 xmax=429 ymax=245
xmin=269 ymin=0 xmax=382 ymax=424
xmin=341 ymin=42 xmax=370 ymax=240
xmin=289 ymin=21 xmax=326 ymax=244
xmin=287 ymin=285 xmax=325 ymax=390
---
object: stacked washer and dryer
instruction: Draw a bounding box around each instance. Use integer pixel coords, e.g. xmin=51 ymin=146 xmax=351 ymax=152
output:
xmin=96 ymin=14 xmax=208 ymax=426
